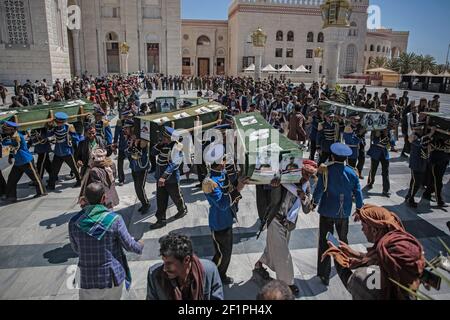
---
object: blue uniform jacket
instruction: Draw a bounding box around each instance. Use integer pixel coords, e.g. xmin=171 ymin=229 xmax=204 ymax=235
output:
xmin=317 ymin=121 xmax=337 ymax=153
xmin=343 ymin=126 xmax=360 ymax=160
xmin=96 ymin=120 xmax=113 ymax=146
xmin=204 ymin=170 xmax=235 ymax=232
xmin=126 ymin=142 xmax=150 ymax=172
xmin=152 ymin=142 xmax=183 ymax=183
xmin=48 ymin=124 xmax=80 ymax=157
xmin=367 ymin=133 xmax=390 ymax=161
xmin=313 ymin=163 xmax=364 ymax=219
xmin=309 ymin=116 xmax=319 ymax=142
xmin=2 ymin=132 xmax=34 ymax=166
xmin=113 ymin=124 xmax=128 ymax=152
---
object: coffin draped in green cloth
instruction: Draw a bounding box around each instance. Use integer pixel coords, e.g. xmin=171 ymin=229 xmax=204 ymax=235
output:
xmin=0 ymin=99 xmax=95 ymax=131
xmin=319 ymin=100 xmax=390 ymax=131
xmin=234 ymin=112 xmax=306 ymax=185
xmin=135 ymin=102 xmax=227 ymax=143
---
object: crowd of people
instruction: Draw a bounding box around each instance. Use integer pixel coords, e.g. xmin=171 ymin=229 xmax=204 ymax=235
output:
xmin=0 ymin=73 xmax=448 ymax=300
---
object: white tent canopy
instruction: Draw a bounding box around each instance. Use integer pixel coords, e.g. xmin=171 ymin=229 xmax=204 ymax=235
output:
xmin=279 ymin=64 xmax=293 ymax=72
xmin=440 ymin=70 xmax=450 ymax=77
xmin=262 ymin=64 xmax=278 ymax=72
xmin=295 ymin=65 xmax=310 ymax=73
xmin=244 ymin=63 xmax=255 ymax=72
xmin=405 ymin=70 xmax=420 ymax=76
xmin=366 ymin=67 xmax=397 ymax=74
xmin=421 ymin=70 xmax=438 ymax=77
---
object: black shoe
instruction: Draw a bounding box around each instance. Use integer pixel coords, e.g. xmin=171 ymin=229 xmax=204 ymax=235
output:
xmin=118 ymin=182 xmax=124 ymax=187
xmin=149 ymin=220 xmax=167 ymax=230
xmin=359 ymin=175 xmax=364 ymax=180
xmin=139 ymin=204 xmax=151 ymax=214
xmin=382 ymin=191 xmax=391 ymax=198
xmin=47 ymin=185 xmax=56 ymax=191
xmin=174 ymin=210 xmax=187 ymax=220
xmin=221 ymin=276 xmax=234 ymax=285
xmin=319 ymin=276 xmax=329 ymax=286
xmin=366 ymin=184 xmax=373 ymax=190
xmin=437 ymin=202 xmax=448 ymax=208
xmin=5 ymin=197 xmax=17 ymax=203
xmin=28 ymin=181 xmax=38 ymax=187
xmin=73 ymin=181 xmax=81 ymax=188
xmin=253 ymin=266 xmax=271 ymax=281
xmin=422 ymin=193 xmax=432 ymax=201
xmin=65 ymin=173 xmax=76 ymax=181
xmin=33 ymin=193 xmax=48 ymax=199
xmin=407 ymin=199 xmax=418 ymax=208
xmin=289 ymin=284 xmax=300 ymax=297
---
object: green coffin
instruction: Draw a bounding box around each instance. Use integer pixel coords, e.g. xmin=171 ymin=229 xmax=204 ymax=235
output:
xmin=135 ymin=102 xmax=227 ymax=143
xmin=0 ymin=99 xmax=95 ymax=131
xmin=319 ymin=101 xmax=389 ymax=131
xmin=234 ymin=112 xmax=306 ymax=185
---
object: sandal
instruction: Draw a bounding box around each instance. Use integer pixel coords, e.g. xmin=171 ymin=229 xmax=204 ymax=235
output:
xmin=253 ymin=265 xmax=271 ymax=281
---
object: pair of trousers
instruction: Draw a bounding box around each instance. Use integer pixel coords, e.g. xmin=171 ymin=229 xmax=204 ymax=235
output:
xmin=317 ymin=215 xmax=349 ymax=281
xmin=132 ymin=170 xmax=149 ymax=206
xmin=79 ymin=282 xmax=124 ymax=300
xmin=406 ymin=170 xmax=426 ymax=200
xmin=259 ymin=218 xmax=294 ymax=285
xmin=309 ymin=140 xmax=317 ymax=161
xmin=368 ymin=158 xmax=390 ymax=192
xmin=424 ymin=161 xmax=448 ymax=203
xmin=0 ymin=170 xmax=6 ymax=195
xmin=357 ymin=148 xmax=366 ymax=176
xmin=212 ymin=227 xmax=233 ymax=279
xmin=155 ymin=182 xmax=186 ymax=221
xmin=256 ymin=185 xmax=272 ymax=221
xmin=49 ymin=155 xmax=81 ymax=188
xmin=196 ymin=164 xmax=208 ymax=184
xmin=36 ymin=152 xmax=52 ymax=179
xmin=6 ymin=161 xmax=46 ymax=199
xmin=318 ymin=151 xmax=332 ymax=165
xmin=117 ymin=150 xmax=126 ymax=183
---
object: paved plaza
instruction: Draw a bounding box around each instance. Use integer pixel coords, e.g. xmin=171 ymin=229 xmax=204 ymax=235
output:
xmin=0 ymin=89 xmax=449 ymax=300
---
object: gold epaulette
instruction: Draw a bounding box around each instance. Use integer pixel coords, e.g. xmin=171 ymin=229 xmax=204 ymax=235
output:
xmin=202 ymin=178 xmax=218 ymax=194
xmin=102 ymin=119 xmax=110 ymax=127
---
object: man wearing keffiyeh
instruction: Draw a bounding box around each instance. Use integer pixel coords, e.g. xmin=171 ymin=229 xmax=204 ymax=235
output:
xmin=322 ymin=204 xmax=426 ymax=300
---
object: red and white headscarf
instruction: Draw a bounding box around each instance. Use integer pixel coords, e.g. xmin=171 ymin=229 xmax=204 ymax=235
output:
xmin=302 ymin=160 xmax=318 ymax=175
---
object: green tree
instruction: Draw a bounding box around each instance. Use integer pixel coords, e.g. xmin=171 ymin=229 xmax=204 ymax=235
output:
xmin=369 ymin=57 xmax=388 ymax=69
xmin=414 ymin=54 xmax=437 ymax=74
xmin=397 ymin=52 xmax=418 ymax=74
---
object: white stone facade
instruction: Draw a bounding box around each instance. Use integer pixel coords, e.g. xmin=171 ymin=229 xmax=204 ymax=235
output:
xmin=0 ymin=0 xmax=71 ymax=85
xmin=0 ymin=0 xmax=409 ymax=84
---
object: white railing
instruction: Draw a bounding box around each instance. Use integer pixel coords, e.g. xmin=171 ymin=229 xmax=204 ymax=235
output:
xmin=231 ymin=0 xmax=325 ymax=6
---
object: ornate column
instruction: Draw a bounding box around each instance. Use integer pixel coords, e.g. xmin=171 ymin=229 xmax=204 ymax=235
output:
xmin=71 ymin=29 xmax=82 ymax=77
xmin=313 ymin=47 xmax=323 ymax=83
xmin=120 ymin=42 xmax=130 ymax=75
xmin=320 ymin=0 xmax=352 ymax=89
xmin=251 ymin=27 xmax=267 ymax=80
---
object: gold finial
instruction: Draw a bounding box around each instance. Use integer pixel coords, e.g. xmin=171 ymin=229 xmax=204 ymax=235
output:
xmin=120 ymin=42 xmax=130 ymax=54
xmin=314 ymin=47 xmax=324 ymax=58
xmin=320 ymin=0 xmax=353 ymax=29
xmin=251 ymin=27 xmax=267 ymax=48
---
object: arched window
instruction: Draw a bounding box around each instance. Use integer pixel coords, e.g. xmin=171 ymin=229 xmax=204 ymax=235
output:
xmin=370 ymin=45 xmax=374 ymax=52
xmin=377 ymin=45 xmax=381 ymax=52
xmin=345 ymin=44 xmax=358 ymax=74
xmin=197 ymin=35 xmax=211 ymax=46
xmin=318 ymin=32 xmax=324 ymax=43
xmin=368 ymin=57 xmax=373 ymax=65
xmin=382 ymin=46 xmax=385 ymax=53
xmin=287 ymin=31 xmax=294 ymax=42
xmin=276 ymin=31 xmax=283 ymax=41
xmin=106 ymin=31 xmax=119 ymax=42
xmin=307 ymin=32 xmax=314 ymax=42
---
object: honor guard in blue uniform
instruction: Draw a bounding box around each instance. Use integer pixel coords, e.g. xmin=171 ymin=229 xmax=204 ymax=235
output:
xmin=29 ymin=128 xmax=52 ymax=180
xmin=150 ymin=126 xmax=187 ymax=230
xmin=423 ymin=134 xmax=449 ymax=208
xmin=47 ymin=112 xmax=82 ymax=190
xmin=405 ymin=125 xmax=432 ymax=208
xmin=317 ymin=110 xmax=339 ymax=165
xmin=123 ymin=119 xmax=151 ymax=214
xmin=94 ymin=107 xmax=113 ymax=154
xmin=113 ymin=110 xmax=132 ymax=186
xmin=202 ymin=144 xmax=246 ymax=285
xmin=1 ymin=121 xmax=47 ymax=202
xmin=343 ymin=112 xmax=366 ymax=178
xmin=367 ymin=129 xmax=391 ymax=197
xmin=312 ymin=143 xmax=364 ymax=286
